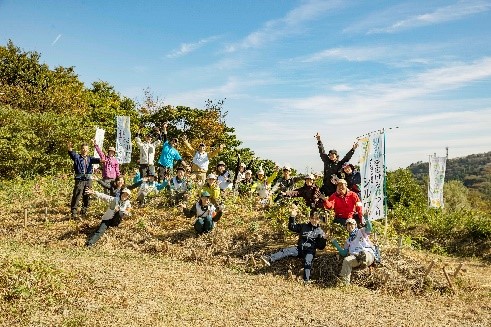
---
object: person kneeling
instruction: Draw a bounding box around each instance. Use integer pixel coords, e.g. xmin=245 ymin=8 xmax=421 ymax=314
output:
xmin=85 ymin=188 xmax=132 ymax=247
xmin=182 ymin=191 xmax=223 ymax=235
xmin=331 ymin=218 xmax=375 ymax=285
xmin=261 ymin=208 xmax=327 ymax=284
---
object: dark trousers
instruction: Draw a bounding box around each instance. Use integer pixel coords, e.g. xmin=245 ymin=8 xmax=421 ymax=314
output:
xmin=70 ymin=179 xmax=93 ymax=215
xmin=139 ymin=164 xmax=155 ymax=179
xmin=86 ymin=212 xmax=124 ymax=246
xmin=268 ymin=246 xmax=315 ymax=281
xmin=320 ymin=183 xmax=335 ymax=197
xmin=194 ymin=216 xmax=214 ymax=234
xmin=157 ymin=165 xmax=173 ymax=183
xmin=102 ymin=178 xmax=115 ymax=194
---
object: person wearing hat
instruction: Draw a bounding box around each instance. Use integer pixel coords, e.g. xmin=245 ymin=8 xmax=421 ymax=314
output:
xmin=168 ymin=166 xmax=192 ymax=205
xmin=281 ymin=174 xmax=324 ymax=212
xmin=68 ymin=141 xmax=101 ymax=219
xmin=315 ymin=132 xmax=358 ymax=197
xmin=261 ymin=207 xmax=327 ymax=284
xmin=331 ymin=218 xmax=375 ymax=285
xmin=135 ymin=126 xmax=162 ymax=179
xmin=93 ymin=138 xmax=120 ymax=194
xmin=272 ymin=165 xmax=304 ymax=202
xmin=182 ymin=190 xmax=223 ymax=235
xmin=84 ymin=187 xmax=132 ymax=247
xmin=251 ymin=166 xmax=279 ymax=204
xmin=133 ymin=171 xmax=167 ymax=206
xmin=238 ymin=169 xmax=255 ymax=195
xmin=215 ymin=160 xmax=234 ymax=191
xmin=321 ymin=179 xmax=363 ymax=226
xmin=200 ymin=173 xmax=221 ymax=206
xmin=182 ymin=135 xmax=224 ymax=184
xmin=339 ymin=162 xmax=361 ymax=199
xmin=157 ymin=122 xmax=186 ymax=182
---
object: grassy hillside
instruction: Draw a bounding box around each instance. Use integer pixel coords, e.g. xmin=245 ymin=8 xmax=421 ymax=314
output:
xmin=1 ymin=175 xmax=490 ymax=326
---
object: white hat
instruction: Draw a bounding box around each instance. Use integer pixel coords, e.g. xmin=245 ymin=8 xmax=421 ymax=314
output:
xmin=337 ymin=179 xmax=348 ymax=185
xmin=207 ymin=173 xmax=217 ymax=179
xmin=245 ymin=170 xmax=252 ymax=174
xmin=346 ymin=218 xmax=357 ymax=225
xmin=305 ymin=174 xmax=315 ymax=180
xmin=257 ymin=169 xmax=265 ymax=175
xmin=121 ymin=188 xmax=131 ymax=195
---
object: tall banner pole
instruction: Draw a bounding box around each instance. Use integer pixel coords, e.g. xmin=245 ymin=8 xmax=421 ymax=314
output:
xmin=383 ymin=129 xmax=388 ymax=238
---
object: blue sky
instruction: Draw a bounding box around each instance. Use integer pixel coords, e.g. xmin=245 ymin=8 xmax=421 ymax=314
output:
xmin=1 ymin=0 xmax=491 ymax=172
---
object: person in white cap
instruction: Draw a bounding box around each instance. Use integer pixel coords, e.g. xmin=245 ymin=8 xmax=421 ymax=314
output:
xmin=331 ymin=218 xmax=377 ymax=285
xmin=84 ymin=187 xmax=132 ymax=247
xmin=182 ymin=191 xmax=223 ymax=235
xmin=281 ymin=174 xmax=324 ymax=212
xmin=200 ymin=173 xmax=221 ymax=206
xmin=321 ymin=179 xmax=363 ymax=226
xmin=215 ymin=161 xmax=234 ymax=191
xmin=251 ymin=166 xmax=279 ymax=205
xmin=93 ymin=138 xmax=120 ymax=193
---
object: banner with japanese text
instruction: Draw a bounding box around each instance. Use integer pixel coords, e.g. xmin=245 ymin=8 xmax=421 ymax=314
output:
xmin=93 ymin=127 xmax=105 ymax=169
xmin=358 ymin=131 xmax=386 ymax=221
xmin=116 ymin=116 xmax=132 ymax=164
xmin=428 ymin=155 xmax=446 ymax=208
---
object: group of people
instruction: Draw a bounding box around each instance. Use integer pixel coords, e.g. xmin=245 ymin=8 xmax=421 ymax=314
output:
xmin=67 ymin=125 xmax=376 ymax=285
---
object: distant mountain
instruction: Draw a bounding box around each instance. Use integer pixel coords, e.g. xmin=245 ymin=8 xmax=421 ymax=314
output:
xmin=408 ymin=151 xmax=491 ymax=198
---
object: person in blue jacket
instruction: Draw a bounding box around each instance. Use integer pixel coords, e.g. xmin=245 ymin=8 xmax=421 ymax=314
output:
xmin=261 ymin=207 xmax=327 ymax=283
xmin=157 ymin=122 xmax=186 ymax=182
xmin=68 ymin=141 xmax=101 ymax=218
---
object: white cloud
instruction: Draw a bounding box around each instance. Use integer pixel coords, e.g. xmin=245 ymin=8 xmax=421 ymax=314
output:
xmin=167 ymin=35 xmax=221 ymax=58
xmin=51 ymin=34 xmax=61 ymax=46
xmin=226 ymin=0 xmax=344 ymax=52
xmin=367 ymin=0 xmax=491 ymax=34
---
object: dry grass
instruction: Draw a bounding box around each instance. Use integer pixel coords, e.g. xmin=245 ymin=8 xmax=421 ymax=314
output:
xmin=0 ymin=177 xmax=490 ymax=326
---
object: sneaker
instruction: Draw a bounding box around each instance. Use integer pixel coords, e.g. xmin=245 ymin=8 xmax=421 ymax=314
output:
xmin=260 ymin=255 xmax=271 ymax=267
xmin=303 ymin=280 xmax=312 ymax=286
xmin=71 ymin=211 xmax=78 ymax=219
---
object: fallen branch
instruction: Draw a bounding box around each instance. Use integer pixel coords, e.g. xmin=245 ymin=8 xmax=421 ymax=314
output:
xmin=442 ymin=266 xmax=455 ymax=293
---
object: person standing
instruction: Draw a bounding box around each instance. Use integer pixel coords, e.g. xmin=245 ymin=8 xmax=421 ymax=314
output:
xmin=157 ymin=122 xmax=185 ymax=182
xmin=316 ymin=132 xmax=357 ymax=196
xmin=93 ymin=139 xmax=120 ymax=193
xmin=134 ymin=127 xmax=162 ymax=178
xmin=182 ymin=135 xmax=224 ymax=184
xmin=68 ymin=142 xmax=101 ymax=218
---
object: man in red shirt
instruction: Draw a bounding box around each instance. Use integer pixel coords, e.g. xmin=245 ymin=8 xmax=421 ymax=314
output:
xmin=322 ymin=179 xmax=363 ymax=226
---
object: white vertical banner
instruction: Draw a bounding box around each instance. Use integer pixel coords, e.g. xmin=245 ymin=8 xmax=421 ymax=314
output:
xmin=93 ymin=128 xmax=105 ymax=169
xmin=116 ymin=116 xmax=132 ymax=164
xmin=428 ymin=155 xmax=446 ymax=208
xmin=358 ymin=131 xmax=386 ymax=221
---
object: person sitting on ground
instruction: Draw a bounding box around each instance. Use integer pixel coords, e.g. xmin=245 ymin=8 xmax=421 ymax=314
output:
xmin=168 ymin=166 xmax=192 ymax=205
xmin=237 ymin=170 xmax=254 ymax=195
xmin=182 ymin=191 xmax=223 ymax=235
xmin=251 ymin=167 xmax=279 ymax=205
xmin=200 ymin=173 xmax=221 ymax=207
xmin=315 ymin=132 xmax=358 ymax=196
xmin=321 ymin=179 xmax=363 ymax=226
xmin=85 ymin=188 xmax=132 ymax=247
xmin=339 ymin=162 xmax=361 ymax=200
xmin=261 ymin=207 xmax=327 ymax=284
xmin=135 ymin=126 xmax=162 ymax=178
xmin=93 ymin=139 xmax=120 ymax=193
xmin=132 ymin=172 xmax=167 ymax=206
xmin=182 ymin=135 xmax=224 ymax=184
xmin=272 ymin=165 xmax=304 ymax=202
xmin=281 ymin=174 xmax=324 ymax=212
xmin=68 ymin=141 xmax=101 ymax=219
xmin=331 ymin=218 xmax=375 ymax=285
xmin=157 ymin=122 xmax=186 ymax=182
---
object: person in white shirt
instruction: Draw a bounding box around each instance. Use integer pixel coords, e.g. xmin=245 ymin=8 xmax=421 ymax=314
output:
xmin=85 ymin=188 xmax=132 ymax=247
xmin=182 ymin=135 xmax=224 ymax=184
xmin=134 ymin=127 xmax=162 ymax=178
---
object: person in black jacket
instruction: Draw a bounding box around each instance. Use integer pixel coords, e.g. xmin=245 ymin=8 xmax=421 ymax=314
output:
xmin=315 ymin=132 xmax=358 ymax=196
xmin=261 ymin=207 xmax=327 ymax=283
